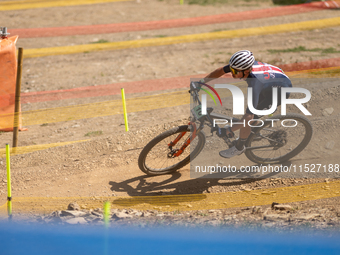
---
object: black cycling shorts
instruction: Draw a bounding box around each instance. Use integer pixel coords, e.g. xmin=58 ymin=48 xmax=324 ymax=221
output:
xmin=246 ymin=86 xmax=290 ymax=118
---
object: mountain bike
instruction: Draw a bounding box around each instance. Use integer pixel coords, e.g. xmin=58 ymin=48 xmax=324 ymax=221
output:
xmin=138 ymin=82 xmax=313 ymax=176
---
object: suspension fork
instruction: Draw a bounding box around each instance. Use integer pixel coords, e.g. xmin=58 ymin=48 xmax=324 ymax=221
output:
xmin=168 ymin=122 xmax=197 ymax=157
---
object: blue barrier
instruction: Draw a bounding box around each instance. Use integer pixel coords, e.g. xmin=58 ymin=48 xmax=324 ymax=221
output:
xmin=0 ymin=222 xmax=339 ymax=255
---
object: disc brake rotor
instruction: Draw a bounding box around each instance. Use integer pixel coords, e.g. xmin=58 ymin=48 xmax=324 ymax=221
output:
xmin=268 ymin=130 xmax=287 ymax=149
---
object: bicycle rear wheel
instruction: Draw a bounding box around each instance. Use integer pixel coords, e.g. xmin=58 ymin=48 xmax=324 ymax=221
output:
xmin=245 ymin=114 xmax=313 ymax=164
xmin=138 ymin=125 xmax=206 ymax=176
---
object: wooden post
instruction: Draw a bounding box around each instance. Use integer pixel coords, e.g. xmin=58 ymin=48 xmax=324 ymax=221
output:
xmin=13 ymin=48 xmax=23 ymax=148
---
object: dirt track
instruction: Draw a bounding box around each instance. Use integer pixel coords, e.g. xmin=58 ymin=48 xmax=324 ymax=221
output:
xmin=0 ymin=0 xmax=340 ymax=218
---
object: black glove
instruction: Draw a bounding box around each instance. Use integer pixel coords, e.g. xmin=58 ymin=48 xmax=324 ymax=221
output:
xmin=190 ymin=81 xmax=202 ymax=92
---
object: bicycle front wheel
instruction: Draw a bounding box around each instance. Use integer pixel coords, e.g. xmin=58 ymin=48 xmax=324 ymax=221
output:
xmin=245 ymin=114 xmax=313 ymax=164
xmin=138 ymin=125 xmax=206 ymax=176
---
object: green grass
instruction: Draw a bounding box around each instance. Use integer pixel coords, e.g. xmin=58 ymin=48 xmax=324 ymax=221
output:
xmin=211 ymin=29 xmax=225 ymax=32
xmin=272 ymin=0 xmax=305 ymax=5
xmin=90 ymin=39 xmax=109 ymax=44
xmin=187 ymin=0 xmax=268 ymax=5
xmin=268 ymin=46 xmax=340 ymax=54
xmin=154 ymin=35 xmax=167 ymax=38
xmin=321 ymin=47 xmax=340 ymax=54
xmin=85 ymin=131 xmax=103 ymax=137
xmin=188 ymin=0 xmax=228 ymax=5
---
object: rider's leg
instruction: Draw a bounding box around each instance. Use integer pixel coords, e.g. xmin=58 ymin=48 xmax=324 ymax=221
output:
xmin=219 ymin=113 xmax=254 ymax=158
xmin=220 ymin=87 xmax=287 ymax=158
xmin=236 ymin=113 xmax=253 ymax=150
xmin=223 ymin=91 xmax=268 ymax=153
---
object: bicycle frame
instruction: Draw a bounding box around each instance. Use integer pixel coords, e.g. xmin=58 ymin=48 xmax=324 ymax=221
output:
xmin=167 ymin=82 xmax=232 ymax=157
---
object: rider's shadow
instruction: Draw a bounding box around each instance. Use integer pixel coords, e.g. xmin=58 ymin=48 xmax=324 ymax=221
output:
xmin=196 ymin=167 xmax=280 ymax=179
xmin=109 ymin=173 xmax=259 ymax=207
xmin=109 ymin=164 xmax=281 ymax=198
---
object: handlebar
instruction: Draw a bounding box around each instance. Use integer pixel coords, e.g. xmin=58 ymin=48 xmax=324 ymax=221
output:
xmin=189 ymin=81 xmax=202 ymax=105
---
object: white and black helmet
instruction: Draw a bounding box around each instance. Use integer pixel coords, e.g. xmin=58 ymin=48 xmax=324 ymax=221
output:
xmin=229 ymin=50 xmax=255 ymax=70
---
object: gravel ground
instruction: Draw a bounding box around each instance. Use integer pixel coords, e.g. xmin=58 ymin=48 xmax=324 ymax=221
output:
xmin=4 ymin=197 xmax=339 ymax=235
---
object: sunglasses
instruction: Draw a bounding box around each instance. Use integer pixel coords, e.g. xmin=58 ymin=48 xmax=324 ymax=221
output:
xmin=230 ymin=67 xmax=242 ymax=75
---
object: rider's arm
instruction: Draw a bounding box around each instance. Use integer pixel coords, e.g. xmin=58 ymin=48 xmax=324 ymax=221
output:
xmin=201 ymin=65 xmax=230 ymax=83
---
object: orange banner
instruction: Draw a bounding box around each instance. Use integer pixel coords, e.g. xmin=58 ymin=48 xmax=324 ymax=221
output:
xmin=0 ymin=35 xmax=25 ymax=131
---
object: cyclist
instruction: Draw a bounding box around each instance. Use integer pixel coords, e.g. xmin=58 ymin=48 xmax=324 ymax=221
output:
xmin=198 ymin=50 xmax=292 ymax=158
